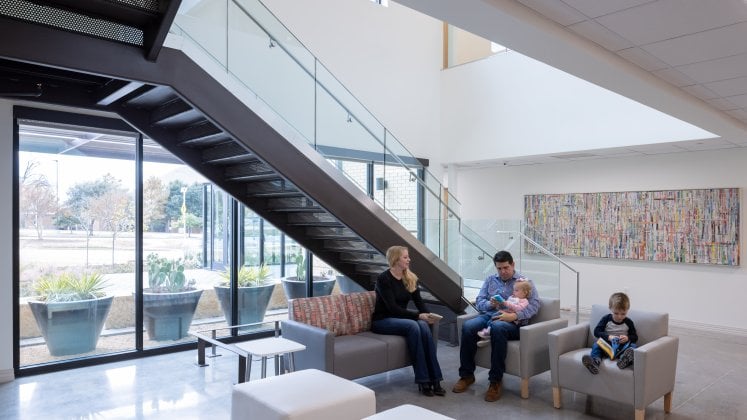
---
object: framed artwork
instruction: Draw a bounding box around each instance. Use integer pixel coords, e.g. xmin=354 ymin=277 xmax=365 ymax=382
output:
xmin=524 ymin=188 xmax=739 ymax=265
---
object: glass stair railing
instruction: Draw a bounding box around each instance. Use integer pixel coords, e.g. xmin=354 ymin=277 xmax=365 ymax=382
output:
xmin=167 ymin=1 xmax=487 ymax=284
xmin=168 ymin=1 xmax=568 ymax=311
xmin=465 ymin=220 xmax=580 ymax=322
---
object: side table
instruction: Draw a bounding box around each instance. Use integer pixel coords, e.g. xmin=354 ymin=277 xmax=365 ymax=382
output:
xmin=235 ymin=337 xmax=306 ymax=382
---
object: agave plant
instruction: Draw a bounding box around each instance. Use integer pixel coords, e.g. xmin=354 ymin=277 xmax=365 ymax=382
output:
xmin=220 ymin=264 xmax=273 ymax=287
xmin=34 ymin=272 xmax=108 ymax=302
xmin=146 ymin=253 xmax=196 ymax=292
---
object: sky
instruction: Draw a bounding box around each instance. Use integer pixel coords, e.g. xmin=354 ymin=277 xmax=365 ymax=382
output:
xmin=20 ymin=152 xmax=208 ymax=202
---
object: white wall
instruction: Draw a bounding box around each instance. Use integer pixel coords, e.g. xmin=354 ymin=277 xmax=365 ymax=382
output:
xmin=262 ymin=0 xmax=445 ymax=177
xmin=456 ymin=148 xmax=747 ymax=334
xmin=441 ymin=52 xmax=715 ymax=164
xmin=0 ymin=100 xmax=13 ymax=382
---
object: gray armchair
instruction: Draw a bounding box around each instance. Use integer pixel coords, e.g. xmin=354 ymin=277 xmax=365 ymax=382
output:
xmin=457 ymin=297 xmax=567 ymax=398
xmin=548 ymin=305 xmax=679 ymax=420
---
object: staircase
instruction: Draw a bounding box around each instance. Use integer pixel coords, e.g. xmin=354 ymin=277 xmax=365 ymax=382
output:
xmin=0 ymin=0 xmax=467 ymax=312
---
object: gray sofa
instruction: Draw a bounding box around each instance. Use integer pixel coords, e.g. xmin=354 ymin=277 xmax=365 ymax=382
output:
xmin=282 ymin=291 xmax=439 ymax=380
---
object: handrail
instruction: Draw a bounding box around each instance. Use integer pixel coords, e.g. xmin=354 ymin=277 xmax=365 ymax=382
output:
xmin=497 ymin=230 xmax=580 ymax=323
xmin=229 ymin=0 xmax=461 ymax=220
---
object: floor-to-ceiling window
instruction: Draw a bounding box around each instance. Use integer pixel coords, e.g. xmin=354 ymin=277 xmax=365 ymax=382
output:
xmin=141 ymin=142 xmax=213 ymax=349
xmin=17 ymin=112 xmax=138 ymax=366
xmin=15 ymin=108 xmax=427 ymax=373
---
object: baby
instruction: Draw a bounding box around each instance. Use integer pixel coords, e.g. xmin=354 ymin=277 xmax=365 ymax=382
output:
xmin=476 ymin=280 xmax=532 ymax=348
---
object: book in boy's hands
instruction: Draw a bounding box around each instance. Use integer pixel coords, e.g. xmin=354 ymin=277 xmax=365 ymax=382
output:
xmin=427 ymin=313 xmax=443 ymax=321
xmin=596 ymin=337 xmax=616 ymax=359
xmin=596 ymin=337 xmax=630 ymax=360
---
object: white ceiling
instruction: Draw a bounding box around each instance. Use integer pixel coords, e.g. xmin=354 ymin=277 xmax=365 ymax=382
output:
xmin=396 ymin=0 xmax=747 ymax=166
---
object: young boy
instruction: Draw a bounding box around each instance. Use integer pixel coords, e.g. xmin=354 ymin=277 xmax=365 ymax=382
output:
xmin=582 ymin=292 xmax=638 ymax=374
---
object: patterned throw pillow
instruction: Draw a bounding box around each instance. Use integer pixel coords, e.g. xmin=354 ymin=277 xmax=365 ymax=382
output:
xmin=343 ymin=291 xmax=376 ymax=335
xmin=290 ymin=295 xmax=349 ymax=336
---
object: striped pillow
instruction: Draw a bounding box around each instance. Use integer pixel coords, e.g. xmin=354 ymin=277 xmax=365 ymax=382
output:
xmin=289 ymin=295 xmax=349 ymax=336
xmin=343 ymin=291 xmax=376 ymax=335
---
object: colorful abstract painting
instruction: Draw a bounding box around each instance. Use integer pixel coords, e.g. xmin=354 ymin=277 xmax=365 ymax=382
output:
xmin=524 ymin=188 xmax=739 ymax=265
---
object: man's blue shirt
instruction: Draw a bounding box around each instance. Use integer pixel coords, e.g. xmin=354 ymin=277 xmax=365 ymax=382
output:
xmin=475 ymin=271 xmax=541 ymax=325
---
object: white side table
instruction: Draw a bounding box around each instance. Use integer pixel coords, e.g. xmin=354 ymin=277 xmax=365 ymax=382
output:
xmin=235 ymin=337 xmax=306 ymax=382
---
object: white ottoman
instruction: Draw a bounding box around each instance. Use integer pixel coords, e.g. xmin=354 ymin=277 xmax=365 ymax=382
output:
xmin=231 ymin=368 xmax=375 ymax=420
xmin=363 ymin=404 xmax=455 ymax=420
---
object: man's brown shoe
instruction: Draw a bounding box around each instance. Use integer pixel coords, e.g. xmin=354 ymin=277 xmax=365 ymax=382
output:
xmin=451 ymin=376 xmax=475 ymax=393
xmin=485 ymin=381 xmax=502 ymax=402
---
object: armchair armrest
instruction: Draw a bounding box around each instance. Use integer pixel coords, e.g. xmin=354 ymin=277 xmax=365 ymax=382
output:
xmin=281 ymin=320 xmax=334 ymax=373
xmin=456 ymin=312 xmax=480 ymax=342
xmin=519 ymin=318 xmax=569 ymax=377
xmin=548 ymin=322 xmax=590 ymax=386
xmin=634 ymin=335 xmax=679 ymax=409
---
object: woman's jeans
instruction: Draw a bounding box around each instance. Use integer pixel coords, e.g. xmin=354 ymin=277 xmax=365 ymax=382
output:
xmin=372 ymin=317 xmax=443 ymax=384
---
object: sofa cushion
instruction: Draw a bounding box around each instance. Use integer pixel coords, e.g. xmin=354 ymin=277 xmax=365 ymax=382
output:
xmin=333 ymin=334 xmax=389 ymax=379
xmin=342 ymin=291 xmax=376 ymax=335
xmin=358 ymin=331 xmax=411 ymax=370
xmin=290 ymin=295 xmax=349 ymax=336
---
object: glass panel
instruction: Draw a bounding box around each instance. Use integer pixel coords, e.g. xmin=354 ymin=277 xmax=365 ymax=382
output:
xmin=315 ymin=63 xmax=386 ymax=152
xmin=373 ymin=163 xmax=418 ymax=232
xmin=327 ymin=158 xmax=368 ymax=195
xmin=243 ymin=209 xmax=261 ymax=267
xmin=208 ymin=188 xmax=229 ymax=271
xmin=228 ymin=1 xmax=315 ymax=142
xmin=281 ymin=247 xmax=307 ymax=301
xmin=462 ymin=219 xmax=562 ymax=300
xmin=174 ymin=0 xmax=228 ymax=67
xmin=283 ymin=237 xmax=302 ymax=279
xmin=262 ymin=221 xmax=282 ymax=274
xmin=311 ymin=255 xmax=339 ymax=297
xmin=18 ymin=122 xmax=137 ymax=366
xmin=142 ymin=146 xmax=211 ymax=348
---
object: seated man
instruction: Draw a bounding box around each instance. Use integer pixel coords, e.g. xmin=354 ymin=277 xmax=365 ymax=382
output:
xmin=452 ymin=251 xmax=541 ymax=402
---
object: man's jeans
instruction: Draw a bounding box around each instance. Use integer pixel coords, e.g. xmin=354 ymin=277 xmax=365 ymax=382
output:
xmin=459 ymin=313 xmax=520 ymax=383
xmin=372 ymin=317 xmax=442 ymax=383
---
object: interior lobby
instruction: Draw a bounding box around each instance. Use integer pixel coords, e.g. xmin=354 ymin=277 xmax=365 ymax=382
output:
xmin=2 ymin=0 xmax=747 ymax=419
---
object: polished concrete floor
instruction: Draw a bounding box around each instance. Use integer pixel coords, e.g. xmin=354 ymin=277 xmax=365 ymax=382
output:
xmin=1 ymin=318 xmax=746 ymax=419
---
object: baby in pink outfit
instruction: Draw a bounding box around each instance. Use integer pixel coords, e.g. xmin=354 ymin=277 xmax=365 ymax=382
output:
xmin=477 ymin=280 xmax=532 ymax=347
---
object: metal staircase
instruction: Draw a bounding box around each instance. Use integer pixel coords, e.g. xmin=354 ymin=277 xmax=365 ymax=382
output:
xmin=0 ymin=0 xmax=467 ymax=312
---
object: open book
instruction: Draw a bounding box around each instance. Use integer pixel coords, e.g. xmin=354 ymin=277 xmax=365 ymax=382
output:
xmin=596 ymin=337 xmax=631 ymax=360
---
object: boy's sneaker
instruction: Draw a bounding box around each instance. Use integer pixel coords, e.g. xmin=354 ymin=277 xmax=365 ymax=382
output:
xmin=477 ymin=328 xmax=490 ymax=339
xmin=582 ymin=355 xmax=600 ymax=374
xmin=477 ymin=339 xmax=491 ymax=348
xmin=617 ymin=347 xmax=635 ymax=369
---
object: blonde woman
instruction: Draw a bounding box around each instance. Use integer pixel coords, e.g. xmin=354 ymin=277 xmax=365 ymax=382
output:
xmin=371 ymin=246 xmax=445 ymax=396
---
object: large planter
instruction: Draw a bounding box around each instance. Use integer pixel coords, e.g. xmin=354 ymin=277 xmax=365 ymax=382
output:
xmin=282 ymin=276 xmax=336 ymax=300
xmin=336 ymin=275 xmax=367 ymax=294
xmin=28 ymin=295 xmax=114 ymax=356
xmin=142 ymin=289 xmax=203 ymax=341
xmin=214 ymin=283 xmax=276 ymax=326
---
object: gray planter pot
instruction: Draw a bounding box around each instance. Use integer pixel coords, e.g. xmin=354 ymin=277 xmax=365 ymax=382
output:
xmin=142 ymin=289 xmax=203 ymax=341
xmin=282 ymin=276 xmax=336 ymax=300
xmin=336 ymin=275 xmax=367 ymax=294
xmin=214 ymin=283 xmax=275 ymax=327
xmin=28 ymin=295 xmax=114 ymax=356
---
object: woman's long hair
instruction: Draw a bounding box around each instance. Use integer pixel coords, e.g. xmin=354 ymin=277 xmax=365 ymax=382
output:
xmin=386 ymin=245 xmax=418 ymax=292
